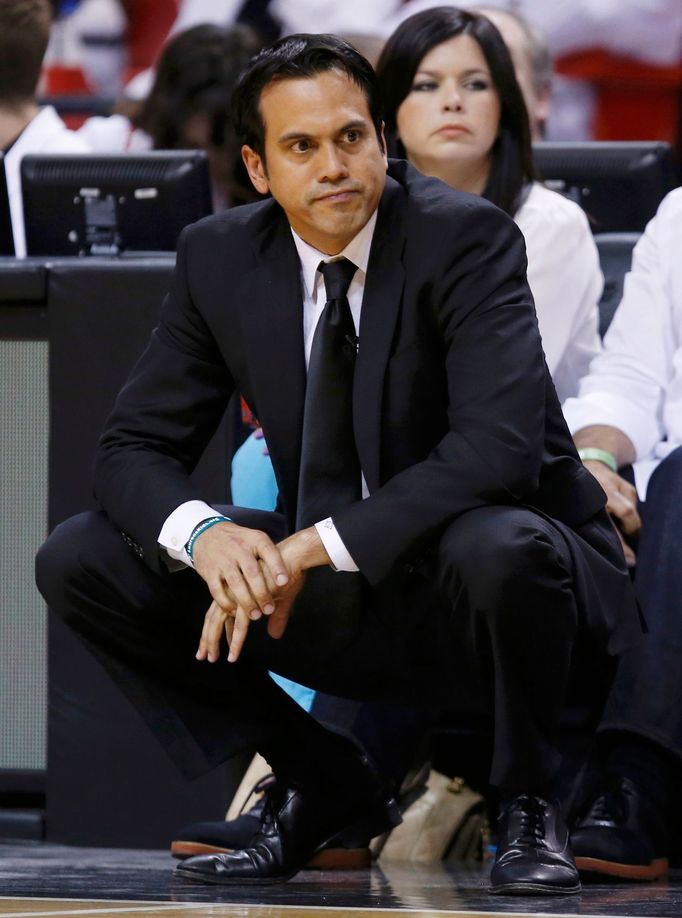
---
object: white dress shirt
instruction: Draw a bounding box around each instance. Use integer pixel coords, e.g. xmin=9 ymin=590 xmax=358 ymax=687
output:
xmin=562 ymin=187 xmax=682 ymax=498
xmin=76 ymin=114 xmax=152 ymax=153
xmin=514 ymin=182 xmax=603 ymax=403
xmin=158 ymin=211 xmax=378 ymax=570
xmin=4 ymin=106 xmax=90 ymax=257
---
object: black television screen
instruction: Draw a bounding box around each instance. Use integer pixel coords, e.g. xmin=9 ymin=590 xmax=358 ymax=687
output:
xmin=21 ymin=151 xmax=212 ymax=256
xmin=0 ymin=153 xmax=14 ymax=256
xmin=532 ymin=141 xmax=675 ymax=233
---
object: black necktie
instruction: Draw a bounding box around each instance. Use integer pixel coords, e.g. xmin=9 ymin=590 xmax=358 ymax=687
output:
xmin=296 ymin=257 xmax=361 ymax=529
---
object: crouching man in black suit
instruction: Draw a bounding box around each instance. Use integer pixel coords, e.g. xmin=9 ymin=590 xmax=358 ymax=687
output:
xmin=35 ymin=34 xmax=641 ymax=895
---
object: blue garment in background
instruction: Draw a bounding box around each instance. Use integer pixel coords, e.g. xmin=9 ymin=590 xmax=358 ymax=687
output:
xmin=230 ymin=430 xmax=278 ymax=512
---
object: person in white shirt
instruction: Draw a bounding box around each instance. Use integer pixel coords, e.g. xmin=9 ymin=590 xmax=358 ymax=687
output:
xmin=376 ymin=5 xmax=603 ymax=404
xmin=561 ymin=187 xmax=682 ymax=882
xmin=0 ymin=0 xmax=90 ymax=258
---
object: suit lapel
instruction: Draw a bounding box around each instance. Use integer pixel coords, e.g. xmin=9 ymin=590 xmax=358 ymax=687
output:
xmin=354 ymin=177 xmax=407 ymax=492
xmin=238 ymin=209 xmax=306 ymax=520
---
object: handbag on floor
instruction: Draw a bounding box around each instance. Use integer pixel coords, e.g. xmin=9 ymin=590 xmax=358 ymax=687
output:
xmin=375 ymin=770 xmax=489 ymax=863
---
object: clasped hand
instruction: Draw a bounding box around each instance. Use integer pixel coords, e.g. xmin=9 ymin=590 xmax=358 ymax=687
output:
xmin=583 ymin=460 xmax=641 ymax=566
xmin=192 ymin=522 xmax=325 ymax=663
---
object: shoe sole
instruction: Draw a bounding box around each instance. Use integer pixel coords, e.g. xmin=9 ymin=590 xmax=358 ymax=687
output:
xmin=489 ymin=882 xmax=581 ymax=896
xmin=171 ymin=840 xmax=371 ymax=869
xmin=575 ymin=856 xmax=669 ymax=881
xmin=174 ymin=863 xmax=298 ymax=885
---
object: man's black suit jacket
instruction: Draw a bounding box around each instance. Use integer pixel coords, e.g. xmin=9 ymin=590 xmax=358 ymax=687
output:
xmin=94 ymin=160 xmax=640 ymax=656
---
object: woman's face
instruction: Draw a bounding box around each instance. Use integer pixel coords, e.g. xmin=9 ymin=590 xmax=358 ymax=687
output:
xmin=396 ymin=33 xmax=501 ymax=183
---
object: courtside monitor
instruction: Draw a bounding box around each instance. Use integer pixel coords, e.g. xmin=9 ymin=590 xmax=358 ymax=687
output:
xmin=533 ymin=141 xmax=675 ymax=233
xmin=21 ymin=151 xmax=212 ymax=256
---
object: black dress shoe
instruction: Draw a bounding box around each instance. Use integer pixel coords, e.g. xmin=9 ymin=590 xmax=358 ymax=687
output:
xmin=490 ymin=794 xmax=580 ymax=895
xmin=171 ymin=774 xmax=372 ymax=869
xmin=174 ymin=758 xmax=400 ymax=885
xmin=571 ymin=775 xmax=668 ymax=880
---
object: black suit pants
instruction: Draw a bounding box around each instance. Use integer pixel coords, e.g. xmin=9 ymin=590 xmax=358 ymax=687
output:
xmin=36 ymin=503 xmax=607 ymax=792
xmin=599 ymin=446 xmax=682 ymax=760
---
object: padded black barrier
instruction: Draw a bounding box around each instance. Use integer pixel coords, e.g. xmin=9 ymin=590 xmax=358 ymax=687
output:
xmin=0 ymin=257 xmax=48 ymax=338
xmin=46 ymin=258 xmax=245 ymax=847
xmin=594 ymin=233 xmax=641 ymax=338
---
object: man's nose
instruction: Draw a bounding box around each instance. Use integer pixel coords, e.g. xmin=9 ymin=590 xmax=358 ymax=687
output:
xmin=318 ymin=143 xmax=349 ymax=181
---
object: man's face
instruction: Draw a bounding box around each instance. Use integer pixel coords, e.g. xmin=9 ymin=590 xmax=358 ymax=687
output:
xmin=242 ymin=70 xmax=388 ymax=255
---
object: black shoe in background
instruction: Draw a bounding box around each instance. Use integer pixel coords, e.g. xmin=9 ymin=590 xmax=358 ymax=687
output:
xmin=490 ymin=794 xmax=580 ymax=895
xmin=171 ymin=774 xmax=270 ymax=860
xmin=571 ymin=775 xmax=668 ymax=880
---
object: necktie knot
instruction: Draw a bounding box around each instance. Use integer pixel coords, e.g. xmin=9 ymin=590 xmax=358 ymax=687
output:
xmin=319 ymin=257 xmax=357 ymax=302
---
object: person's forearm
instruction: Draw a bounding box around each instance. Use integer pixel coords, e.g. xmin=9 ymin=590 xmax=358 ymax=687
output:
xmin=573 ymin=425 xmax=636 ymax=468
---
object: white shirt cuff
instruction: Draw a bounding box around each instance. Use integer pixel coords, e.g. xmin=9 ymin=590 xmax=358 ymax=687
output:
xmin=314 ymin=518 xmax=359 ymax=572
xmin=562 ymin=391 xmax=661 ymax=462
xmin=158 ymin=499 xmax=223 ymax=569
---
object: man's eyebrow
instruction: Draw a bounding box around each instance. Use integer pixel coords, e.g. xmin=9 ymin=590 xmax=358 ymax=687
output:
xmin=277 ymin=130 xmax=311 ymax=144
xmin=337 ymin=119 xmax=369 ymax=132
xmin=276 ymin=119 xmax=369 ymax=145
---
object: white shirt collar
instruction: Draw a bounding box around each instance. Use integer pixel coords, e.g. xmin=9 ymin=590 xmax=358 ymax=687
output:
xmin=290 ymin=210 xmax=378 ymax=300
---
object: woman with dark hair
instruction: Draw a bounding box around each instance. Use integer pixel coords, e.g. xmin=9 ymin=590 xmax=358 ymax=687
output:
xmin=79 ymin=23 xmax=263 ymax=208
xmin=377 ymin=6 xmax=602 ymax=402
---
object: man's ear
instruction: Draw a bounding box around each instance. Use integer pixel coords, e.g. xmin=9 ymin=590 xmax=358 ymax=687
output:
xmin=241 ymin=145 xmax=270 ymax=195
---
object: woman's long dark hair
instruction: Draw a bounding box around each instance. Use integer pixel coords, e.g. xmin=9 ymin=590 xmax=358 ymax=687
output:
xmin=376 ymin=6 xmax=536 ymax=216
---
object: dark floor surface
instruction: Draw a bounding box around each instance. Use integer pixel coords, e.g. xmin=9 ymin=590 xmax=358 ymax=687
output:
xmin=1 ymin=840 xmax=682 ymax=916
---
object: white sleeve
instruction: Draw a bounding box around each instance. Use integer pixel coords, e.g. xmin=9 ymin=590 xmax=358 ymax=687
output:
xmin=516 ymin=187 xmax=603 ymax=403
xmin=314 ymin=518 xmax=359 ymax=572
xmin=158 ymin=500 xmax=225 ymax=569
xmin=562 ymin=192 xmax=679 ymax=459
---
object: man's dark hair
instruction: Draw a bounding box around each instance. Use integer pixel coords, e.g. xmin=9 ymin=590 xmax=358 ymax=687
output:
xmin=376 ymin=6 xmax=537 ymax=217
xmin=0 ymin=0 xmax=52 ymax=104
xmin=231 ymin=33 xmax=383 ymax=159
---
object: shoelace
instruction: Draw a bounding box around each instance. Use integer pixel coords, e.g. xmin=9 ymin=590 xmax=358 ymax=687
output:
xmin=238 ymin=773 xmax=277 ymax=817
xmin=509 ymin=797 xmax=547 ymax=846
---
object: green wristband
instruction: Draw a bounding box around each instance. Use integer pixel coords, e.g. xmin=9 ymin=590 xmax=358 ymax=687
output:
xmin=185 ymin=515 xmax=230 ymax=561
xmin=577 ymin=447 xmax=618 ymax=473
